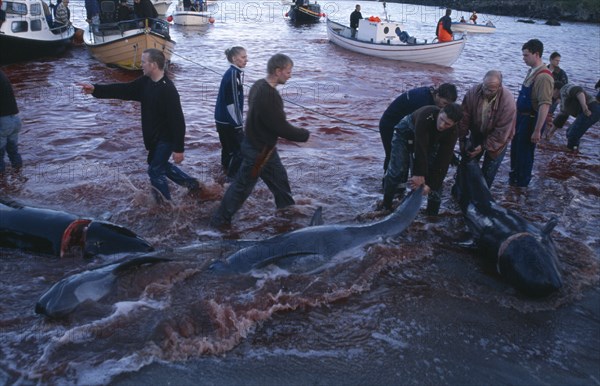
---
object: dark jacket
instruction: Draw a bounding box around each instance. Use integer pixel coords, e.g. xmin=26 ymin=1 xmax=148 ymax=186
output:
xmin=134 ymin=0 xmax=157 ymax=18
xmin=411 ymin=105 xmax=458 ymax=191
xmin=0 ymin=70 xmax=19 ymax=117
xmin=245 ymin=79 xmax=309 ymax=151
xmin=350 ymin=10 xmax=362 ymax=29
xmin=214 ymin=65 xmax=244 ymax=128
xmin=379 ymin=86 xmax=435 ymax=131
xmin=92 ymin=75 xmax=186 ymax=152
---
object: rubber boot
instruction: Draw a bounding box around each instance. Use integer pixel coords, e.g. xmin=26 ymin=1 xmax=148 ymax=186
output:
xmin=426 ymin=191 xmax=441 ymax=216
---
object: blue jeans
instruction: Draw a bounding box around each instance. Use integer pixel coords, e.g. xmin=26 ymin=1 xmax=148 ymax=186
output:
xmin=566 ymin=102 xmax=600 ymax=149
xmin=478 ymin=147 xmax=506 ymax=188
xmin=147 ymin=141 xmax=199 ymax=202
xmin=211 ymin=140 xmax=295 ymax=225
xmin=0 ymin=114 xmax=23 ymax=173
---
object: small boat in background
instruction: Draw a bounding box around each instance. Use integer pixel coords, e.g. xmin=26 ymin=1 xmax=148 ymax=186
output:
xmin=84 ymin=2 xmax=175 ymax=71
xmin=151 ymin=0 xmax=173 ymax=15
xmin=169 ymin=0 xmax=215 ymax=26
xmin=0 ymin=0 xmax=75 ymax=63
xmin=286 ymin=0 xmax=323 ymax=23
xmin=326 ymin=18 xmax=465 ymax=67
xmin=451 ymin=21 xmax=496 ymax=34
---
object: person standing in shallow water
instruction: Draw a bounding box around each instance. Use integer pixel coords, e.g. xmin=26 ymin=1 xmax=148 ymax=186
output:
xmin=509 ymin=39 xmax=553 ymax=188
xmin=0 ymin=70 xmax=23 ymax=177
xmin=215 ymin=46 xmax=247 ymax=179
xmin=210 ymin=53 xmax=310 ymax=228
xmin=80 ymin=48 xmax=200 ymax=203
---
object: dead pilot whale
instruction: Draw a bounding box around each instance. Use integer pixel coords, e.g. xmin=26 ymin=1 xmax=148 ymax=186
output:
xmin=454 ymin=158 xmax=562 ymax=297
xmin=210 ymin=186 xmax=424 ymax=274
xmin=0 ymin=198 xmax=153 ymax=257
xmin=35 ymin=256 xmax=171 ymax=318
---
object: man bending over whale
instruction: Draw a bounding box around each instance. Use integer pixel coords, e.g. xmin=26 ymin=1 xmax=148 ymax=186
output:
xmin=382 ymin=103 xmax=463 ymax=215
xmin=80 ymin=49 xmax=200 ymax=204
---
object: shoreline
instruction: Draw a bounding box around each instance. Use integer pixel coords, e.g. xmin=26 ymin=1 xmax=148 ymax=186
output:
xmin=385 ymin=0 xmax=600 ymax=24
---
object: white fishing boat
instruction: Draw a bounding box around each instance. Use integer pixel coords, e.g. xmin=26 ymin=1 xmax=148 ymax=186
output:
xmin=451 ymin=22 xmax=496 ymax=34
xmin=170 ymin=0 xmax=214 ymax=25
xmin=326 ymin=18 xmax=465 ymax=67
xmin=83 ymin=2 xmax=175 ymax=71
xmin=0 ymin=0 xmax=75 ymax=63
xmin=151 ymin=0 xmax=173 ymax=15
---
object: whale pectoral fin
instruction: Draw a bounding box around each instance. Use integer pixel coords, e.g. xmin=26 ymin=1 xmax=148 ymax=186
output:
xmin=541 ymin=217 xmax=559 ymax=236
xmin=309 ymin=207 xmax=324 ymax=226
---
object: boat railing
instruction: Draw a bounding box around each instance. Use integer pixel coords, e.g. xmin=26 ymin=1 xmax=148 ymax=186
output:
xmin=91 ymin=18 xmax=170 ymax=38
xmin=49 ymin=23 xmax=74 ymax=37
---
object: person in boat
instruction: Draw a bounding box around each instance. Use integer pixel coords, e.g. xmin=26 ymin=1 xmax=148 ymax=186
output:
xmin=382 ymin=103 xmax=463 ymax=214
xmin=0 ymin=0 xmax=6 ymax=28
xmin=80 ymin=49 xmax=201 ymax=204
xmin=379 ymin=83 xmax=458 ymax=174
xmin=485 ymin=20 xmax=494 ymax=27
xmin=42 ymin=1 xmax=54 ymax=28
xmin=436 ymin=8 xmax=453 ymax=42
xmin=509 ymin=39 xmax=554 ymax=188
xmin=469 ymin=11 xmax=477 ymax=24
xmin=456 ymin=70 xmax=516 ymax=188
xmin=215 ymin=46 xmax=248 ymax=179
xmin=85 ymin=0 xmax=100 ymax=24
xmin=350 ymin=4 xmax=363 ymax=38
xmin=552 ymin=81 xmax=600 ymax=152
xmin=54 ymin=0 xmax=71 ymax=27
xmin=0 ymin=70 xmax=23 ymax=177
xmin=459 ymin=16 xmax=466 ymax=23
xmin=133 ymin=0 xmax=157 ymax=19
xmin=117 ymin=0 xmax=133 ymax=21
xmin=210 ymin=53 xmax=310 ymax=229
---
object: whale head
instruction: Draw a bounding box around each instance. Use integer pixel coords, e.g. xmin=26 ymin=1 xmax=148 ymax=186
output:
xmin=497 ymin=233 xmax=562 ymax=297
xmin=83 ymin=222 xmax=154 ymax=257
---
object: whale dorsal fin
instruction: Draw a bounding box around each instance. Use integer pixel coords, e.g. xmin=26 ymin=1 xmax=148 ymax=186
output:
xmin=541 ymin=217 xmax=558 ymax=236
xmin=309 ymin=207 xmax=324 ymax=226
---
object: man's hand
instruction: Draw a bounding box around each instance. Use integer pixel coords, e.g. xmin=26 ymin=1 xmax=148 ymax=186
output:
xmin=80 ymin=83 xmax=94 ymax=94
xmin=467 ymin=145 xmax=482 ymax=158
xmin=172 ymin=152 xmax=184 ymax=164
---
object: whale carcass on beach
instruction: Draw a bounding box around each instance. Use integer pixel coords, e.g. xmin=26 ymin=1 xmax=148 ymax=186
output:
xmin=0 ymin=198 xmax=154 ymax=258
xmin=454 ymin=159 xmax=562 ymax=297
xmin=210 ymin=186 xmax=424 ymax=274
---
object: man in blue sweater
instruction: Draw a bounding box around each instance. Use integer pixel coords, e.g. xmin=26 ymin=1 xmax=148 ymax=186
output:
xmin=81 ymin=49 xmax=199 ymax=203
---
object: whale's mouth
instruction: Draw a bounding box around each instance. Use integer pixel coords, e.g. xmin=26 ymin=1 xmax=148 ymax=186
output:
xmin=60 ymin=219 xmax=92 ymax=258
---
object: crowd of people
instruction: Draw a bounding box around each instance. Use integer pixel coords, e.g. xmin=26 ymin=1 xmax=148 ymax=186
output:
xmin=1 ymin=35 xmax=599 ymax=227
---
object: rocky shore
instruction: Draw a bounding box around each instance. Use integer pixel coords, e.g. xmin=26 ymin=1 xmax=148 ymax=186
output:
xmin=388 ymin=0 xmax=600 ymax=23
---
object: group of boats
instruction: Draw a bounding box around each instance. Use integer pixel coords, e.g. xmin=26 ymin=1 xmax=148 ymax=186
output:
xmin=0 ymin=0 xmax=498 ymax=69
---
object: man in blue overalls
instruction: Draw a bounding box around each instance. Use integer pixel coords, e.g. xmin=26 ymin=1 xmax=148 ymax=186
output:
xmin=509 ymin=39 xmax=554 ymax=188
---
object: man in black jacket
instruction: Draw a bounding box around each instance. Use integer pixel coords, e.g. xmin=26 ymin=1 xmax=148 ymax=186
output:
xmin=80 ymin=49 xmax=199 ymax=203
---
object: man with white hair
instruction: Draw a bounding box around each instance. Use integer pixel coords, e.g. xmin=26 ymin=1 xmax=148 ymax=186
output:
xmin=458 ymin=70 xmax=516 ymax=188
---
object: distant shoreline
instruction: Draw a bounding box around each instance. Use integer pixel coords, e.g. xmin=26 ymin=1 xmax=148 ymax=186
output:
xmin=384 ymin=0 xmax=600 ymax=24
